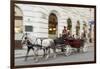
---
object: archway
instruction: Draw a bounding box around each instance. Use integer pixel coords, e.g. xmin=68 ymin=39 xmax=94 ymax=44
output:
xmin=67 ymin=18 xmax=72 ymax=34
xmin=48 ymin=13 xmax=58 ymax=38
xmin=15 ymin=5 xmax=23 ymax=49
xmin=83 ymin=23 xmax=87 ymax=38
xmin=76 ymin=20 xmax=80 ymax=36
xmin=15 ymin=5 xmax=23 ymax=34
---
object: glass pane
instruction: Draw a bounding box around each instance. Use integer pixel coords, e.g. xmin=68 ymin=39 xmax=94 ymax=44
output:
xmin=25 ymin=26 xmax=33 ymax=32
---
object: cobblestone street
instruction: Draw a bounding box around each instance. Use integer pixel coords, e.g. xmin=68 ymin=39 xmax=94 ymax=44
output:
xmin=15 ymin=43 xmax=95 ymax=66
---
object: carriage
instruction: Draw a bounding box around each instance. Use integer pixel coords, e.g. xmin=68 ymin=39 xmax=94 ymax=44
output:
xmin=21 ymin=33 xmax=88 ymax=62
xmin=53 ymin=36 xmax=87 ymax=56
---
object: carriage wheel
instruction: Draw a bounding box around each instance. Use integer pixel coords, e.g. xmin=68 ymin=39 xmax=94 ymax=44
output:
xmin=64 ymin=45 xmax=72 ymax=56
xmin=82 ymin=43 xmax=88 ymax=53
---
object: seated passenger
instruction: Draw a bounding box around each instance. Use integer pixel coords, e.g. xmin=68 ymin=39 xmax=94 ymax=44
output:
xmin=62 ymin=26 xmax=68 ymax=38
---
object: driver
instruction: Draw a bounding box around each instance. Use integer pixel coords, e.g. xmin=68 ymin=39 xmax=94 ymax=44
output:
xmin=62 ymin=26 xmax=68 ymax=39
xmin=61 ymin=26 xmax=68 ymax=52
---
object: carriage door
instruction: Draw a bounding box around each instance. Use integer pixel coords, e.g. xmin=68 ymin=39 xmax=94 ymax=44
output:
xmin=76 ymin=20 xmax=80 ymax=37
xmin=15 ymin=5 xmax=23 ymax=49
xmin=48 ymin=13 xmax=58 ymax=39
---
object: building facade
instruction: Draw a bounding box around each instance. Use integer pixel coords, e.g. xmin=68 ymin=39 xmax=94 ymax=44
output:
xmin=14 ymin=4 xmax=95 ymax=48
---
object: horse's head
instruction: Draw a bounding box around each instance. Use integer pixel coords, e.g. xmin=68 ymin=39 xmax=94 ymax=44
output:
xmin=21 ymin=33 xmax=37 ymax=45
xmin=21 ymin=36 xmax=28 ymax=45
xmin=21 ymin=33 xmax=30 ymax=45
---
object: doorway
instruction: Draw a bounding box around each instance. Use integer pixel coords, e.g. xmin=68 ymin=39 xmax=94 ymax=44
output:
xmin=48 ymin=13 xmax=58 ymax=38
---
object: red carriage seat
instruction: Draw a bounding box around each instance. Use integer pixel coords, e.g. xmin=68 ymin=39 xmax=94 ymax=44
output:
xmin=64 ymin=39 xmax=83 ymax=48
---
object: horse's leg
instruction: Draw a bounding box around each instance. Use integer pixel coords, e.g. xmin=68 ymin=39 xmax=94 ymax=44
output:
xmin=48 ymin=48 xmax=51 ymax=58
xmin=25 ymin=47 xmax=30 ymax=61
xmin=45 ymin=48 xmax=47 ymax=60
xmin=61 ymin=47 xmax=64 ymax=53
xmin=53 ymin=47 xmax=56 ymax=58
xmin=44 ymin=48 xmax=48 ymax=59
xmin=31 ymin=47 xmax=34 ymax=54
xmin=45 ymin=47 xmax=50 ymax=60
xmin=31 ymin=47 xmax=36 ymax=60
xmin=43 ymin=48 xmax=46 ymax=57
xmin=33 ymin=47 xmax=39 ymax=62
xmin=48 ymin=47 xmax=51 ymax=56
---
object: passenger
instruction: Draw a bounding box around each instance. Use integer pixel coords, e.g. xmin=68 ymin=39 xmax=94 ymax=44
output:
xmin=62 ymin=26 xmax=68 ymax=39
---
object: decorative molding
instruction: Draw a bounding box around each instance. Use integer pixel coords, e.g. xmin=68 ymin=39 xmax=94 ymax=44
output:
xmin=15 ymin=16 xmax=23 ymax=20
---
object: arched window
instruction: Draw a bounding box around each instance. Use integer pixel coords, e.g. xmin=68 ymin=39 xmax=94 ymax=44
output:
xmin=83 ymin=23 xmax=87 ymax=31
xmin=83 ymin=23 xmax=87 ymax=38
xmin=67 ymin=18 xmax=72 ymax=31
xmin=76 ymin=20 xmax=80 ymax=36
xmin=15 ymin=5 xmax=23 ymax=33
xmin=48 ymin=13 xmax=57 ymax=34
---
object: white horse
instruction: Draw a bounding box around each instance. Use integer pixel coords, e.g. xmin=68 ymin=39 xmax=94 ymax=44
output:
xmin=21 ymin=33 xmax=56 ymax=62
xmin=21 ymin=33 xmax=39 ymax=61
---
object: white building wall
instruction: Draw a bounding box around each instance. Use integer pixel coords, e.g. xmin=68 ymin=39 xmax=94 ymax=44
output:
xmin=15 ymin=4 xmax=94 ymax=40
